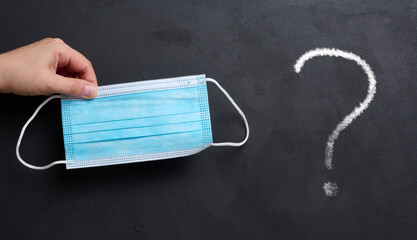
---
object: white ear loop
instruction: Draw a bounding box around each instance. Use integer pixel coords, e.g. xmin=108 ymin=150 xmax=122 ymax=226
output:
xmin=205 ymin=78 xmax=249 ymax=147
xmin=16 ymin=95 xmax=69 ymax=170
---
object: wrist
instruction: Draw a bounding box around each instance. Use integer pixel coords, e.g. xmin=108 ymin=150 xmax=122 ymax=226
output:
xmin=0 ymin=53 xmax=10 ymax=93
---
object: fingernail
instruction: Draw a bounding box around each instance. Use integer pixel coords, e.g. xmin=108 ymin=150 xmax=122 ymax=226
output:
xmin=83 ymin=84 xmax=96 ymax=98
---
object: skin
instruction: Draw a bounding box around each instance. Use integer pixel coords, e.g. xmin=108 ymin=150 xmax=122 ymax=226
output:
xmin=0 ymin=38 xmax=97 ymax=99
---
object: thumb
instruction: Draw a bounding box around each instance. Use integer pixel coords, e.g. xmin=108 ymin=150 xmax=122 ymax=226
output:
xmin=52 ymin=75 xmax=98 ymax=99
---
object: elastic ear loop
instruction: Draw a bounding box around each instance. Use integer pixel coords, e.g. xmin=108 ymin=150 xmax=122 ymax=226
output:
xmin=16 ymin=95 xmax=69 ymax=170
xmin=205 ymin=78 xmax=249 ymax=147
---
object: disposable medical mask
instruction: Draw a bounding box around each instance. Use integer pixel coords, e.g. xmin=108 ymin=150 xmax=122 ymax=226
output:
xmin=16 ymin=75 xmax=249 ymax=170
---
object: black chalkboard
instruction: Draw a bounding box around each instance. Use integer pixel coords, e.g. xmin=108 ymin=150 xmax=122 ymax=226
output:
xmin=1 ymin=1 xmax=417 ymax=239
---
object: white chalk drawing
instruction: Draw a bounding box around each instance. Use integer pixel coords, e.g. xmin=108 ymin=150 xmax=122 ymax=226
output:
xmin=294 ymin=48 xmax=376 ymax=197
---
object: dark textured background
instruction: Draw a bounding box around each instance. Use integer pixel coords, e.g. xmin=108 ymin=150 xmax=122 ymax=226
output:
xmin=1 ymin=1 xmax=417 ymax=239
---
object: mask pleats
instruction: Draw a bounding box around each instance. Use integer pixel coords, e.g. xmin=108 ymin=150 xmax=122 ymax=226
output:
xmin=71 ymin=112 xmax=202 ymax=134
xmin=65 ymin=87 xmax=200 ymax=126
xmin=72 ymin=131 xmax=204 ymax=161
xmin=72 ymin=121 xmax=205 ymax=144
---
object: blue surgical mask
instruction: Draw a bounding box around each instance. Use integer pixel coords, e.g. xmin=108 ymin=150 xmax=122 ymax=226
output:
xmin=16 ymin=75 xmax=249 ymax=170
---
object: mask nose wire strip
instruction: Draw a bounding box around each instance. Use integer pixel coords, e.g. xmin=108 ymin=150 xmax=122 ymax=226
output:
xmin=205 ymin=78 xmax=249 ymax=147
xmin=16 ymin=95 xmax=68 ymax=170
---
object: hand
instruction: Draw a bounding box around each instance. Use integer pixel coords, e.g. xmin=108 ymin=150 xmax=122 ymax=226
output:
xmin=0 ymin=38 xmax=97 ymax=99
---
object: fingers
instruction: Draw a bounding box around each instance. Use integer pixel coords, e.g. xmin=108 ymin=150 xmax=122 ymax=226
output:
xmin=47 ymin=39 xmax=98 ymax=99
xmin=55 ymin=41 xmax=97 ymax=87
xmin=51 ymin=74 xmax=97 ymax=99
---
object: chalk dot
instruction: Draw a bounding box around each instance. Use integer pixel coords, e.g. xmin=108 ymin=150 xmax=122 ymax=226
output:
xmin=323 ymin=182 xmax=338 ymax=197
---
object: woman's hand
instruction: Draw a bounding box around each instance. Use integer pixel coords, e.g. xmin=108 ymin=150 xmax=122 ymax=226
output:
xmin=0 ymin=38 xmax=97 ymax=99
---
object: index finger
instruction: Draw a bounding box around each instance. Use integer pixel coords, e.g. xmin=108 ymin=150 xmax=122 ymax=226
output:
xmin=56 ymin=43 xmax=97 ymax=86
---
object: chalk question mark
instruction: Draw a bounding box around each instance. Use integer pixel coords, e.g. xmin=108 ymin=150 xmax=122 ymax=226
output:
xmin=294 ymin=48 xmax=377 ymax=197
